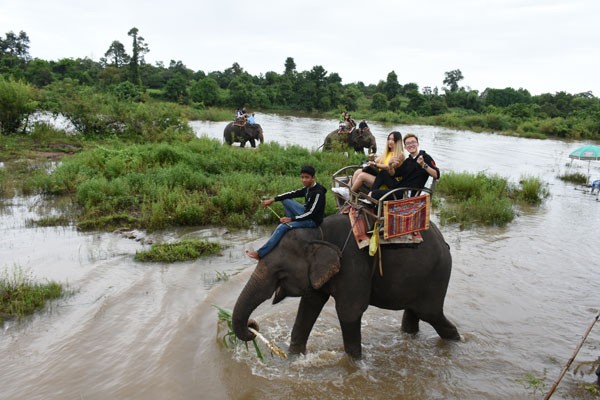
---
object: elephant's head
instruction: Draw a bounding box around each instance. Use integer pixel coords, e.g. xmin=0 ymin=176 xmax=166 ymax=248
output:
xmin=352 ymin=128 xmax=377 ymax=154
xmin=232 ymin=232 xmax=341 ymax=342
xmin=244 ymin=123 xmax=264 ymax=144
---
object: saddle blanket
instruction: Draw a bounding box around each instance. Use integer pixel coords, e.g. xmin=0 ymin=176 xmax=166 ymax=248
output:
xmin=348 ymin=205 xmax=424 ymax=249
xmin=383 ymin=194 xmax=430 ymax=239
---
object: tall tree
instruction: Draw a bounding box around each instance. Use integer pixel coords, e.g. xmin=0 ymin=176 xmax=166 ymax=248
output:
xmin=127 ymin=27 xmax=149 ymax=86
xmin=284 ymin=57 xmax=296 ymax=76
xmin=0 ymin=31 xmax=31 ymax=60
xmin=103 ymin=40 xmax=130 ymax=68
xmin=383 ymin=71 xmax=401 ymax=100
xmin=443 ymin=69 xmax=464 ymax=92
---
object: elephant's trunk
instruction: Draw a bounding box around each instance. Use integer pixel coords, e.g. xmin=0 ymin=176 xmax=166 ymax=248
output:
xmin=232 ymin=262 xmax=277 ymax=342
xmin=258 ymin=131 xmax=264 ymax=144
xmin=370 ymin=140 xmax=377 ymax=154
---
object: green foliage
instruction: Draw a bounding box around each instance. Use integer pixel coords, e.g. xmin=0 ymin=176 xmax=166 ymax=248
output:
xmin=134 ymin=239 xmax=223 ymax=262
xmin=559 ymin=171 xmax=588 ymax=184
xmin=41 ymin=80 xmax=194 ymax=141
xmin=370 ymin=93 xmax=388 ymax=111
xmin=27 ymin=137 xmax=364 ymax=231
xmin=516 ymin=372 xmax=546 ymax=397
xmin=515 ymin=176 xmax=549 ymax=204
xmin=214 ymin=305 xmax=264 ymax=360
xmin=0 ymin=76 xmax=37 ymax=134
xmin=3 ymin=28 xmax=600 ymax=140
xmin=436 ymin=171 xmax=548 ymax=226
xmin=1 ymin=266 xmax=63 ymax=324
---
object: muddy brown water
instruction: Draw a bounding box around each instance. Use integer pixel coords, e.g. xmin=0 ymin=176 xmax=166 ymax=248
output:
xmin=1 ymin=114 xmax=599 ymax=399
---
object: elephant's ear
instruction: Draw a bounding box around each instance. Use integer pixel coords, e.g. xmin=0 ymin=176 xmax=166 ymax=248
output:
xmin=306 ymin=240 xmax=341 ymax=289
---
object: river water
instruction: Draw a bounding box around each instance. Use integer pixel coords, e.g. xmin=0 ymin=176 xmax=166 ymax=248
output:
xmin=1 ymin=114 xmax=599 ymax=399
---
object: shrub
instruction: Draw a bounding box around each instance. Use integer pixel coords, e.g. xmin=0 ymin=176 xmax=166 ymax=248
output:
xmin=0 ymin=76 xmax=38 ymax=134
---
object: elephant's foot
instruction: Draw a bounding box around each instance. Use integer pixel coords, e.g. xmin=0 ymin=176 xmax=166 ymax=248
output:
xmin=401 ymin=309 xmax=420 ymax=334
xmin=288 ymin=342 xmax=306 ymax=355
xmin=340 ymin=320 xmax=362 ymax=359
xmin=433 ymin=321 xmax=461 ymax=340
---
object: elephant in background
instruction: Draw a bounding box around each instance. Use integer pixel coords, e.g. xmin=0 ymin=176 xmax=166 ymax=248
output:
xmin=322 ymin=127 xmax=377 ymax=154
xmin=223 ymin=122 xmax=264 ymax=147
xmin=232 ymin=213 xmax=460 ymax=359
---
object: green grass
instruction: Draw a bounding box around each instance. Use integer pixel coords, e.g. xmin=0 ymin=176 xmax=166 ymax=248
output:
xmin=134 ymin=239 xmax=224 ymax=262
xmin=26 ymin=215 xmax=71 ymax=227
xmin=558 ymin=171 xmax=588 ymax=184
xmin=27 ymin=137 xmax=364 ymax=231
xmin=1 ymin=267 xmax=64 ymax=325
xmin=436 ymin=172 xmax=548 ymax=227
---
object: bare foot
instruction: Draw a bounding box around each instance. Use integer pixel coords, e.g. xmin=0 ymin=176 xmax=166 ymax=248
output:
xmin=245 ymin=250 xmax=260 ymax=260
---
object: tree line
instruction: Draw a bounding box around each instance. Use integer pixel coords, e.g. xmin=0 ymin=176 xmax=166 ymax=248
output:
xmin=1 ymin=28 xmax=599 ymax=139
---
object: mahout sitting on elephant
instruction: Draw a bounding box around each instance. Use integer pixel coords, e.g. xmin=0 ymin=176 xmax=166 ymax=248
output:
xmin=223 ymin=120 xmax=264 ymax=148
xmin=233 ymin=213 xmax=460 ymax=359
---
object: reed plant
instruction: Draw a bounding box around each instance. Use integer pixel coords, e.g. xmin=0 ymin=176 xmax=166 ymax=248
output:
xmin=558 ymin=171 xmax=588 ymax=185
xmin=134 ymin=239 xmax=223 ymax=262
xmin=0 ymin=266 xmax=63 ymax=324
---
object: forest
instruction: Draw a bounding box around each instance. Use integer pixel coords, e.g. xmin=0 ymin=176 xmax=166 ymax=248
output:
xmin=1 ymin=28 xmax=600 ymax=140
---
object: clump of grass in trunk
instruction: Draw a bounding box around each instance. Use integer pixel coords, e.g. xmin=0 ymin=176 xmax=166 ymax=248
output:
xmin=558 ymin=171 xmax=588 ymax=185
xmin=1 ymin=267 xmax=63 ymax=325
xmin=134 ymin=239 xmax=223 ymax=262
xmin=214 ymin=305 xmax=287 ymax=360
xmin=437 ymin=172 xmax=548 ymax=227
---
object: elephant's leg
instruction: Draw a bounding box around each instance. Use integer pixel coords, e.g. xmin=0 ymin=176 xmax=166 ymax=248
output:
xmin=401 ymin=308 xmax=420 ymax=334
xmin=425 ymin=313 xmax=461 ymax=340
xmin=239 ymin=140 xmax=246 ymax=148
xmin=339 ymin=319 xmax=362 ymax=359
xmin=249 ymin=138 xmax=256 ymax=148
xmin=289 ymin=291 xmax=330 ymax=354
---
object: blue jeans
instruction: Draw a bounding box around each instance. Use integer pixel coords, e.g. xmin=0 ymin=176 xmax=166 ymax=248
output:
xmin=257 ymin=199 xmax=317 ymax=258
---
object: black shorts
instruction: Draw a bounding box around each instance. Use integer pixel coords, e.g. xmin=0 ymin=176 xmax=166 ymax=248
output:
xmin=361 ymin=165 xmax=379 ymax=176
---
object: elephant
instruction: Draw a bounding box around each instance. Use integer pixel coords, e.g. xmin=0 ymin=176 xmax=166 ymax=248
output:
xmin=223 ymin=121 xmax=264 ymax=147
xmin=322 ymin=127 xmax=377 ymax=154
xmin=232 ymin=213 xmax=460 ymax=359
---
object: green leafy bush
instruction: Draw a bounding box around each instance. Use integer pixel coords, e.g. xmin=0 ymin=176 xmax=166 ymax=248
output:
xmin=0 ymin=76 xmax=38 ymax=134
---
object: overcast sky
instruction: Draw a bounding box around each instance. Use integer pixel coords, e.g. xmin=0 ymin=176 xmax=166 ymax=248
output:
xmin=2 ymin=0 xmax=599 ymax=95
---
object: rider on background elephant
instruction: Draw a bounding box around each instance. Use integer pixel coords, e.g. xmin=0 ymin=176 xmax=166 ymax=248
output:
xmin=323 ymin=126 xmax=377 ymax=154
xmin=233 ymin=213 xmax=460 ymax=359
xmin=223 ymin=120 xmax=264 ymax=148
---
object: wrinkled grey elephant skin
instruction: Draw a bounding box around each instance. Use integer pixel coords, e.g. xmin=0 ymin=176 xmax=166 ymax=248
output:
xmin=223 ymin=122 xmax=264 ymax=147
xmin=322 ymin=128 xmax=377 ymax=154
xmin=232 ymin=213 xmax=460 ymax=359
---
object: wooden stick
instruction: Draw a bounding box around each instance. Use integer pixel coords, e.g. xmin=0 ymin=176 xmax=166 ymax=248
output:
xmin=544 ymin=310 xmax=600 ymax=399
xmin=266 ymin=205 xmax=292 ymax=227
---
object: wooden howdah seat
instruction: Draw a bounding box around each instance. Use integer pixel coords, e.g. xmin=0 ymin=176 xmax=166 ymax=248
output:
xmin=331 ymin=165 xmax=436 ymax=248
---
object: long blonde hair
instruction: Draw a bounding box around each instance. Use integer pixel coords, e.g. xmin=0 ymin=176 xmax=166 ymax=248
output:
xmin=376 ymin=131 xmax=405 ymax=165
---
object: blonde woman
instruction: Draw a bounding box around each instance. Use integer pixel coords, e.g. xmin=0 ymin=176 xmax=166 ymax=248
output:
xmin=350 ymin=131 xmax=405 ymax=192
